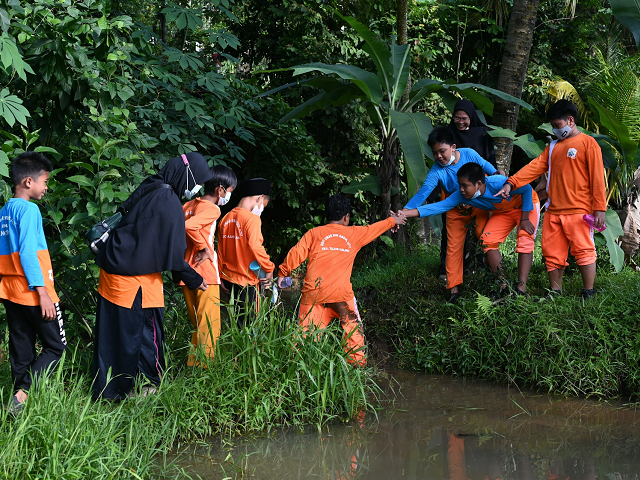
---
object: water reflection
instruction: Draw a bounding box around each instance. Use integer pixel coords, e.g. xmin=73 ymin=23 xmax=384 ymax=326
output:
xmin=173 ymin=371 xmax=640 ymax=479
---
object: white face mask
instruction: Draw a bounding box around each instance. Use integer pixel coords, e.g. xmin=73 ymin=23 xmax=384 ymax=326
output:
xmin=552 ymin=124 xmax=572 ymax=140
xmin=251 ymin=197 xmax=264 ymax=216
xmin=217 ymin=189 xmax=231 ymax=206
xmin=471 ymin=189 xmax=481 ymax=200
xmin=251 ymin=203 xmax=264 ymax=216
xmin=443 ymin=154 xmax=456 ymax=166
xmin=183 ymin=165 xmax=201 ymax=199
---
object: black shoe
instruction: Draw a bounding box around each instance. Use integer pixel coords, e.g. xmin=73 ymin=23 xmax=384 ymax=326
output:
xmin=581 ymin=288 xmax=597 ymax=300
xmin=535 ymin=289 xmax=562 ymax=302
xmin=447 ymin=292 xmax=462 ymax=304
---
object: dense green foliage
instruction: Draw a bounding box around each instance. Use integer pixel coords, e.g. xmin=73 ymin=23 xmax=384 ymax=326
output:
xmin=0 ymin=301 xmax=377 ymax=479
xmin=353 ymin=240 xmax=640 ymax=398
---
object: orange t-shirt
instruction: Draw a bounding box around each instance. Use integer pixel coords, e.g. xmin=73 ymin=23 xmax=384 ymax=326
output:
xmin=278 ymin=217 xmax=395 ymax=305
xmin=182 ymin=198 xmax=221 ymax=285
xmin=0 ymin=250 xmax=60 ymax=306
xmin=98 ymin=269 xmax=164 ymax=309
xmin=508 ymin=133 xmax=607 ymax=215
xmin=217 ymin=207 xmax=274 ymax=286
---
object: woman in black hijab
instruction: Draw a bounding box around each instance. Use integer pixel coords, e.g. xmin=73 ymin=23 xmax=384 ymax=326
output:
xmin=92 ymin=152 xmax=213 ymax=400
xmin=448 ymin=99 xmax=497 ymax=168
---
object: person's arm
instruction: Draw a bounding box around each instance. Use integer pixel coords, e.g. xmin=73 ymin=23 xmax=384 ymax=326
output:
xmin=172 ymin=267 xmax=207 ymax=291
xmin=184 ymin=205 xmax=220 ymax=251
xmin=278 ymin=232 xmax=312 ymax=279
xmin=17 ymin=206 xmax=46 ymax=291
xmin=404 ymin=192 xmax=464 ymax=218
xmin=404 ymin=170 xmax=439 ymax=209
xmin=465 ymin=149 xmax=497 ymax=175
xmin=511 ymin=183 xmax=534 ymax=212
xmin=587 ymin=141 xmax=607 ymax=229
xmin=353 ymin=216 xmax=397 ymax=246
xmin=18 ymin=208 xmax=56 ymax=320
xmin=507 ymin=145 xmax=551 ymax=191
xmin=246 ymin=216 xmax=275 ymax=275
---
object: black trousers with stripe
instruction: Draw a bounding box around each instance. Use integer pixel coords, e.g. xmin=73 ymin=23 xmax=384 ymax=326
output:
xmin=5 ymin=299 xmax=67 ymax=393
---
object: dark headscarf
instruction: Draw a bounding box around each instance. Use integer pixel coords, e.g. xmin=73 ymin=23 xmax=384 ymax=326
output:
xmin=448 ymin=100 xmax=496 ymax=167
xmin=96 ymin=152 xmax=213 ymax=288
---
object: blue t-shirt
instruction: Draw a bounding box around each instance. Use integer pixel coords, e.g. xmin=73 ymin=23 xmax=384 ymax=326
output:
xmin=414 ymin=175 xmax=534 ymax=218
xmin=404 ymin=148 xmax=497 ymax=210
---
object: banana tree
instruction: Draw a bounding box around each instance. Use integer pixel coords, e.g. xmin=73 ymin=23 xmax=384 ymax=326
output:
xmin=258 ymin=15 xmax=532 ymax=221
xmin=590 ymin=101 xmax=640 ymax=267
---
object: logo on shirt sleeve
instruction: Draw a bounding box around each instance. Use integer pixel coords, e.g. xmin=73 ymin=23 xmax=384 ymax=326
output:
xmin=48 ymin=269 xmax=54 ymax=282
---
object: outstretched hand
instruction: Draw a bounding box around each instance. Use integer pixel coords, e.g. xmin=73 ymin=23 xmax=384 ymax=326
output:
xmin=389 ymin=210 xmax=407 ymax=233
xmin=494 ymin=182 xmax=512 ymax=199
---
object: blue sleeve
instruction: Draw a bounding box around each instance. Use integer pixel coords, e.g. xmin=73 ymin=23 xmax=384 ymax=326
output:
xmin=404 ymin=169 xmax=440 ymax=209
xmin=416 ymin=192 xmax=464 ymax=217
xmin=19 ymin=206 xmax=45 ymax=289
xmin=511 ymin=183 xmax=534 ymax=212
xmin=466 ymin=149 xmax=497 ymax=175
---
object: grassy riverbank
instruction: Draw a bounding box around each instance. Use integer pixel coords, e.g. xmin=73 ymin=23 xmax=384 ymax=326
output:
xmin=0 ymin=304 xmax=377 ymax=479
xmin=354 ymin=240 xmax=640 ymax=399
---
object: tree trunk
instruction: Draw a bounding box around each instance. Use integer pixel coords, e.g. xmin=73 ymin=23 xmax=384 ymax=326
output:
xmin=397 ymin=0 xmax=408 ymax=45
xmin=619 ymin=167 xmax=640 ymax=266
xmin=158 ymin=3 xmax=167 ymax=44
xmin=376 ymin=137 xmax=404 ymax=243
xmin=492 ymin=0 xmax=541 ymax=174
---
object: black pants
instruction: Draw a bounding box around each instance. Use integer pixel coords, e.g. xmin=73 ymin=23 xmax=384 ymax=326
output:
xmin=6 ymin=300 xmax=67 ymax=393
xmin=222 ymin=279 xmax=257 ymax=329
xmin=92 ymin=289 xmax=164 ymax=400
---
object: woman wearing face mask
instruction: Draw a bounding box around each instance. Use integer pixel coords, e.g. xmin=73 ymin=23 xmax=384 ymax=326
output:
xmin=181 ymin=165 xmax=237 ymax=366
xmin=403 ymin=127 xmax=497 ymax=302
xmin=217 ymin=178 xmax=274 ymax=327
xmin=93 ymin=152 xmax=212 ymax=399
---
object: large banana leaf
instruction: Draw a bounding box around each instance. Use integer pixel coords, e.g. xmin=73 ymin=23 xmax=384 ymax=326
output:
xmin=339 ymin=15 xmax=392 ymax=83
xmin=595 ymin=208 xmax=625 ymax=272
xmin=592 ymin=134 xmax=621 ymax=170
xmin=279 ymin=84 xmax=364 ymax=123
xmin=342 ymin=174 xmax=399 ymax=196
xmin=590 ymin=100 xmax=638 ymax=162
xmin=291 ymin=63 xmax=383 ymax=104
xmin=389 ymin=40 xmax=411 ymax=106
xmin=609 ymin=0 xmax=640 ymax=48
xmin=486 ymin=127 xmax=545 ymax=159
xmin=390 ymin=110 xmax=432 ymax=196
xmin=408 ymin=79 xmax=533 ymax=112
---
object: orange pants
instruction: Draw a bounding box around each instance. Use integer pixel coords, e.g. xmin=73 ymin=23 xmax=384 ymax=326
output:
xmin=480 ymin=204 xmax=540 ymax=253
xmin=299 ymin=298 xmax=365 ymax=365
xmin=445 ymin=206 xmax=490 ymax=289
xmin=542 ymin=213 xmax=596 ymax=271
xmin=183 ymin=285 xmax=220 ymax=366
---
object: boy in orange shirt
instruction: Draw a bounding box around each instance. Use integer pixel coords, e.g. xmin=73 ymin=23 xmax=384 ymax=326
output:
xmin=182 ymin=165 xmax=237 ymax=365
xmin=276 ymin=194 xmax=406 ymax=365
xmin=496 ymin=100 xmax=607 ymax=299
xmin=217 ymin=178 xmax=274 ymax=327
xmin=0 ymin=152 xmax=67 ymax=414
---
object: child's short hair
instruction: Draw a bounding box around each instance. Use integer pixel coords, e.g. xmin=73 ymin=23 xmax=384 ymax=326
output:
xmin=427 ymin=127 xmax=455 ymax=147
xmin=457 ymin=162 xmax=486 ymax=185
xmin=203 ymin=165 xmax=237 ymax=195
xmin=11 ymin=152 xmax=52 ymax=185
xmin=327 ymin=194 xmax=351 ymax=221
xmin=546 ymin=100 xmax=578 ymax=122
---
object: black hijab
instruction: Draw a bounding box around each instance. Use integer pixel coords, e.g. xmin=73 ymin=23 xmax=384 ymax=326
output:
xmin=96 ymin=152 xmax=213 ymax=288
xmin=448 ymin=100 xmax=496 ymax=167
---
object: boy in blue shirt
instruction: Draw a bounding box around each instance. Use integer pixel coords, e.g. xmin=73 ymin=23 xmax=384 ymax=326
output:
xmin=403 ymin=162 xmax=540 ymax=300
xmin=0 ymin=152 xmax=67 ymax=414
xmin=403 ymin=127 xmax=497 ymax=301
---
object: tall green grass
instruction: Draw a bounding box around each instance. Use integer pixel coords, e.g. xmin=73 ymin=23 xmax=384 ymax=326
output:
xmin=354 ymin=243 xmax=640 ymax=398
xmin=0 ymin=299 xmax=378 ymax=479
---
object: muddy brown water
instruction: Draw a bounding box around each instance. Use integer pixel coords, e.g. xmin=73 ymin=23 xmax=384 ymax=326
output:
xmin=172 ymin=370 xmax=640 ymax=479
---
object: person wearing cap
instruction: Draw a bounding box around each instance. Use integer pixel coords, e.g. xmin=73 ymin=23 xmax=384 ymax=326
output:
xmin=217 ymin=178 xmax=274 ymax=326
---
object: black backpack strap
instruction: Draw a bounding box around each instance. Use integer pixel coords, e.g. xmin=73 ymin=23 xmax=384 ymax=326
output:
xmin=118 ymin=183 xmax=172 ymax=216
